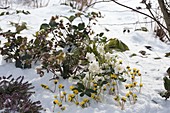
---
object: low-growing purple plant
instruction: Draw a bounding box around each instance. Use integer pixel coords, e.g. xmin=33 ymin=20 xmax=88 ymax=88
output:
xmin=0 ymin=75 xmax=43 ymax=113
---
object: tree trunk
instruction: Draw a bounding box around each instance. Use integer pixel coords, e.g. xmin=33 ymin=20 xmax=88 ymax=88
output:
xmin=158 ymin=0 xmax=170 ymax=37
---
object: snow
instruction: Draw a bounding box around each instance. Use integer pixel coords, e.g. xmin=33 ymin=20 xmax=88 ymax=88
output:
xmin=0 ymin=0 xmax=170 ymax=113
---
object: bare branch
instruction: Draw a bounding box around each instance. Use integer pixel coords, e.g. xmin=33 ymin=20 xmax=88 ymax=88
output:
xmin=0 ymin=6 xmax=10 ymax=9
xmin=110 ymin=0 xmax=170 ymax=41
xmin=84 ymin=0 xmax=111 ymax=11
xmin=99 ymin=20 xmax=155 ymax=26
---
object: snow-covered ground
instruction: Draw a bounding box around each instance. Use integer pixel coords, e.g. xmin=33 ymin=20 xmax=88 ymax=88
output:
xmin=0 ymin=0 xmax=170 ymax=113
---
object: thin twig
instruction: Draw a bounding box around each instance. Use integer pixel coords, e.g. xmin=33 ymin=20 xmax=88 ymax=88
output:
xmin=99 ymin=21 xmax=155 ymax=26
xmin=84 ymin=0 xmax=112 ymax=11
xmin=144 ymin=2 xmax=169 ymax=40
xmin=0 ymin=6 xmax=10 ymax=9
xmin=111 ymin=0 xmax=170 ymax=41
xmin=91 ymin=7 xmax=161 ymax=13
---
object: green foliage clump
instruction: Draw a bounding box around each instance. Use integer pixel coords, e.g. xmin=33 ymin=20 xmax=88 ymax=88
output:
xmin=0 ymin=35 xmax=32 ymax=68
xmin=0 ymin=11 xmax=129 ymax=81
xmin=160 ymin=68 xmax=170 ymax=100
xmin=36 ymin=12 xmax=129 ymax=80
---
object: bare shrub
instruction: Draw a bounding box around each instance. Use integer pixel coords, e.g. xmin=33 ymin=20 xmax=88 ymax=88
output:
xmin=31 ymin=0 xmax=51 ymax=8
xmin=0 ymin=0 xmax=50 ymax=8
xmin=0 ymin=0 xmax=12 ymax=7
xmin=64 ymin=0 xmax=96 ymax=11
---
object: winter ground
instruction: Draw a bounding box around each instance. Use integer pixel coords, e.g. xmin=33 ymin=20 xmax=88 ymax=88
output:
xmin=0 ymin=0 xmax=170 ymax=113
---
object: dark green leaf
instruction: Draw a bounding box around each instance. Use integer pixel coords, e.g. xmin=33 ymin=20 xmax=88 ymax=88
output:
xmin=40 ymin=23 xmax=50 ymax=30
xmin=100 ymin=36 xmax=107 ymax=43
xmin=85 ymin=90 xmax=91 ymax=97
xmin=80 ymin=92 xmax=85 ymax=97
xmin=72 ymin=87 xmax=82 ymax=92
xmin=165 ymin=52 xmax=170 ymax=57
xmin=101 ymin=80 xmax=108 ymax=86
xmin=49 ymin=20 xmax=58 ymax=28
xmin=105 ymin=28 xmax=110 ymax=32
xmin=159 ymin=91 xmax=170 ymax=100
xmin=78 ymin=23 xmax=85 ymax=30
xmin=85 ymin=89 xmax=96 ymax=97
xmin=91 ymin=12 xmax=98 ymax=16
xmin=135 ymin=27 xmax=148 ymax=32
xmin=154 ymin=57 xmax=161 ymax=60
xmin=119 ymin=77 xmax=126 ymax=82
xmin=24 ymin=62 xmax=31 ymax=69
xmin=34 ymin=39 xmax=40 ymax=45
xmin=164 ymin=76 xmax=170 ymax=91
xmin=167 ymin=67 xmax=170 ymax=77
xmin=72 ymin=25 xmax=78 ymax=29
xmin=61 ymin=64 xmax=70 ymax=79
xmin=129 ymin=53 xmax=137 ymax=57
xmin=99 ymin=32 xmax=104 ymax=37
xmin=0 ymin=12 xmax=5 ymax=16
xmin=72 ymin=76 xmax=80 ymax=80
xmin=21 ymin=53 xmax=32 ymax=60
xmin=69 ymin=15 xmax=76 ymax=22
xmin=141 ymin=27 xmax=148 ymax=32
xmin=15 ymin=59 xmax=23 ymax=68
xmin=77 ymin=83 xmax=85 ymax=90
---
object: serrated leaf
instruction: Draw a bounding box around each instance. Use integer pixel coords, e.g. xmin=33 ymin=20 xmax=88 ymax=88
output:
xmin=104 ymin=38 xmax=129 ymax=52
xmin=117 ymin=39 xmax=129 ymax=51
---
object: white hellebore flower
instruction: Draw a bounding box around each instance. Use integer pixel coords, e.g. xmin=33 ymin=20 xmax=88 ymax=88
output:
xmin=105 ymin=52 xmax=112 ymax=61
xmin=97 ymin=44 xmax=105 ymax=55
xmin=88 ymin=61 xmax=100 ymax=74
xmin=114 ymin=64 xmax=124 ymax=74
xmin=94 ymin=76 xmax=104 ymax=82
xmin=84 ymin=72 xmax=90 ymax=80
xmin=86 ymin=52 xmax=96 ymax=62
